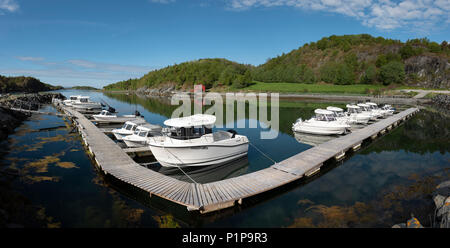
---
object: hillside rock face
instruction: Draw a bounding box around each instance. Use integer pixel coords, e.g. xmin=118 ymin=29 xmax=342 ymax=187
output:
xmin=404 ymin=55 xmax=450 ymax=89
xmin=136 ymin=83 xmax=177 ymax=97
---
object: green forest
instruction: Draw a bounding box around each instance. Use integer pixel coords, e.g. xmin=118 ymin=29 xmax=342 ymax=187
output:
xmin=103 ymin=34 xmax=449 ymax=91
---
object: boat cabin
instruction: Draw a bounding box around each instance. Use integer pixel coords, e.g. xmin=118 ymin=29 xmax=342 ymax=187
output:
xmin=382 ymin=104 xmax=394 ymax=111
xmin=133 ymin=124 xmax=163 ymax=137
xmin=314 ymin=109 xmax=337 ymax=122
xmin=69 ymin=95 xmax=81 ymax=101
xmin=121 ymin=121 xmax=140 ymax=132
xmin=163 ymin=114 xmax=215 ymax=140
xmin=366 ymin=102 xmax=379 ymax=110
xmin=357 ymin=103 xmax=371 ymax=112
xmin=326 ymin=106 xmax=346 ymax=117
xmin=347 ymin=105 xmax=362 ymax=114
xmin=98 ymin=110 xmax=114 ymax=116
xmin=78 ymin=96 xmax=91 ymax=103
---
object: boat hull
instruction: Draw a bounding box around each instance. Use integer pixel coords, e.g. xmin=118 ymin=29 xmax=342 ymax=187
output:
xmin=123 ymin=137 xmax=147 ymax=148
xmin=149 ymin=140 xmax=249 ymax=167
xmin=112 ymin=131 xmax=133 ymax=141
xmin=92 ymin=115 xmax=140 ymax=123
xmin=292 ymin=121 xmax=349 ymax=135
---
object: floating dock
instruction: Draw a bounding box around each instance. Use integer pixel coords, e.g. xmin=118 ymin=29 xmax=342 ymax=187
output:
xmin=58 ymin=103 xmax=419 ymax=214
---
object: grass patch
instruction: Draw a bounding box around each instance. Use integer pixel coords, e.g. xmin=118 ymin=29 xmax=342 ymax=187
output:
xmin=233 ymin=81 xmax=386 ymax=95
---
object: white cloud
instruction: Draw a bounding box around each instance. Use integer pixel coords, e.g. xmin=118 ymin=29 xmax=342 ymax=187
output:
xmin=149 ymin=0 xmax=176 ymax=4
xmin=227 ymin=0 xmax=450 ymax=31
xmin=0 ymin=0 xmax=19 ymax=12
xmin=16 ymin=56 xmax=45 ymax=62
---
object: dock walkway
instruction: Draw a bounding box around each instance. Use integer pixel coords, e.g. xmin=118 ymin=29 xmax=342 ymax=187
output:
xmin=60 ymin=105 xmax=419 ymax=213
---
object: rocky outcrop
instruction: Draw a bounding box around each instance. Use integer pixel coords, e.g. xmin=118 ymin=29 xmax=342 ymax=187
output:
xmin=0 ymin=107 xmax=28 ymax=140
xmin=136 ymin=83 xmax=177 ymax=97
xmin=430 ymin=94 xmax=450 ymax=115
xmin=433 ymin=181 xmax=450 ymax=228
xmin=0 ymin=92 xmax=65 ymax=140
xmin=392 ymin=180 xmax=450 ymax=228
xmin=404 ymin=55 xmax=450 ymax=89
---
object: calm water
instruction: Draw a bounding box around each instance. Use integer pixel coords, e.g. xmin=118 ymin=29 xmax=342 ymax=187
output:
xmin=0 ymin=89 xmax=448 ymax=228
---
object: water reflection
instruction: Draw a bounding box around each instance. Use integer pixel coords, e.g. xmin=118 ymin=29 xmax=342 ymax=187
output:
xmin=2 ymin=89 xmax=447 ymax=228
xmin=293 ymin=132 xmax=337 ymax=147
xmin=149 ymin=157 xmax=249 ymax=184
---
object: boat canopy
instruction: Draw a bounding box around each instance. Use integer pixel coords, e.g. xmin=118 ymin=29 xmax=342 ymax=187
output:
xmin=326 ymin=106 xmax=344 ymax=112
xmin=136 ymin=123 xmax=162 ymax=132
xmin=164 ymin=114 xmax=216 ymax=128
xmin=357 ymin=103 xmax=370 ymax=108
xmin=366 ymin=102 xmax=378 ymax=106
xmin=314 ymin=109 xmax=334 ymax=115
xmin=346 ymin=105 xmax=360 ymax=109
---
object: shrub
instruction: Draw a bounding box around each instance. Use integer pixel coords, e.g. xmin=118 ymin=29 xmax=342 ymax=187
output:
xmin=378 ymin=61 xmax=405 ymax=85
xmin=360 ymin=64 xmax=377 ymax=84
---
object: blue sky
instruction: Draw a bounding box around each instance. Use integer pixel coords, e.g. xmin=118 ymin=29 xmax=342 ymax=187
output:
xmin=0 ymin=0 xmax=448 ymax=88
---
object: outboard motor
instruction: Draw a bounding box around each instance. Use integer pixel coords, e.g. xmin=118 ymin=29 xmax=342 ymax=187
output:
xmin=227 ymin=129 xmax=238 ymax=138
xmin=108 ymin=107 xmax=116 ymax=113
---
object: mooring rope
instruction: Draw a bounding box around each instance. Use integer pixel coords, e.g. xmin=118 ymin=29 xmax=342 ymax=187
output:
xmin=249 ymin=142 xmax=278 ymax=165
xmin=161 ymin=145 xmax=199 ymax=184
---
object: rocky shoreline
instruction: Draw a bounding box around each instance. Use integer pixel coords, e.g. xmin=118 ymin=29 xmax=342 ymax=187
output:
xmin=430 ymin=94 xmax=450 ymax=115
xmin=393 ymin=180 xmax=450 ymax=228
xmin=0 ymin=92 xmax=65 ymax=140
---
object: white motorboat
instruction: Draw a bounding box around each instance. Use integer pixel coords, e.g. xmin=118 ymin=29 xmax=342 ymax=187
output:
xmin=92 ymin=110 xmax=144 ymax=123
xmin=292 ymin=109 xmax=351 ymax=135
xmin=380 ymin=104 xmax=395 ymax=115
xmin=366 ymin=102 xmax=389 ymax=118
xmin=357 ymin=103 xmax=382 ymax=120
xmin=111 ymin=120 xmax=148 ymax=140
xmin=344 ymin=105 xmax=371 ymax=124
xmin=148 ymin=114 xmax=249 ymax=167
xmin=122 ymin=124 xmax=163 ymax=148
xmin=326 ymin=106 xmax=356 ymax=124
xmin=63 ymin=95 xmax=82 ymax=106
xmin=71 ymin=96 xmax=103 ymax=110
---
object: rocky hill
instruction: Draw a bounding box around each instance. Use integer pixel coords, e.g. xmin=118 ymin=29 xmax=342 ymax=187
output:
xmin=0 ymin=75 xmax=63 ymax=93
xmin=103 ymin=34 xmax=449 ymax=91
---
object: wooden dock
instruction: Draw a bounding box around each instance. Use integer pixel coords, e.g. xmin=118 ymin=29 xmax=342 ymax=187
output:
xmin=59 ymin=104 xmax=419 ymax=214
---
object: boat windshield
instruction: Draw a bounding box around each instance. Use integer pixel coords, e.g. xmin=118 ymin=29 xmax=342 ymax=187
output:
xmin=168 ymin=125 xmax=212 ymax=140
xmin=70 ymin=96 xmax=78 ymax=100
xmin=316 ymin=114 xmax=336 ymax=121
xmin=139 ymin=131 xmax=148 ymax=137
xmin=125 ymin=124 xmax=134 ymax=131
xmin=80 ymin=98 xmax=89 ymax=103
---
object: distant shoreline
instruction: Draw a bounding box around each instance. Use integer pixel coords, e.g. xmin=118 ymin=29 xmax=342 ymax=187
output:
xmin=101 ymin=89 xmax=435 ymax=105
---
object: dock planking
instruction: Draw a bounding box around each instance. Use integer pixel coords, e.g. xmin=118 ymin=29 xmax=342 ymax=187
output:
xmin=58 ymin=104 xmax=419 ymax=214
